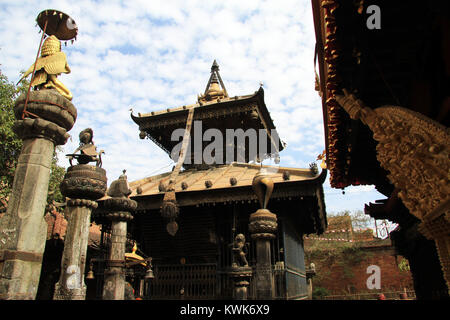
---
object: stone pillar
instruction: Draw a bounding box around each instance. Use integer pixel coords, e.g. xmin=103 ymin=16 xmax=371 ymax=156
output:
xmin=102 ymin=172 xmax=137 ymax=300
xmin=230 ymin=267 xmax=252 ymax=300
xmin=0 ymin=90 xmax=76 ymax=300
xmin=249 ymin=209 xmax=277 ymax=299
xmin=249 ymin=170 xmax=277 ymax=299
xmin=53 ymin=164 xmax=107 ymax=300
xmin=306 ymin=263 xmax=316 ymax=300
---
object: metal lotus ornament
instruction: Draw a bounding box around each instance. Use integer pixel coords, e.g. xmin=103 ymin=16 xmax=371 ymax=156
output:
xmin=252 ymin=168 xmax=274 ymax=209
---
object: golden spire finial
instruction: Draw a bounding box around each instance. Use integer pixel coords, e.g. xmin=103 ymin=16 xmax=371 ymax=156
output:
xmin=198 ymin=60 xmax=228 ymax=103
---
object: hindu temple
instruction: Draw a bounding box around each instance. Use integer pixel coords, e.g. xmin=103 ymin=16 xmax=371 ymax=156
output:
xmin=88 ymin=61 xmax=328 ymax=300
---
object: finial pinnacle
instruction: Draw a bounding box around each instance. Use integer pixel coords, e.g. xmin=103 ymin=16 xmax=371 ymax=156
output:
xmin=199 ymin=60 xmax=228 ymax=102
xmin=211 ymin=59 xmax=219 ymax=71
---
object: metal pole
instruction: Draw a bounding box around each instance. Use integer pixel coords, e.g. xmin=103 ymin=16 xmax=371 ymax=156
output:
xmin=22 ymin=19 xmax=48 ymax=119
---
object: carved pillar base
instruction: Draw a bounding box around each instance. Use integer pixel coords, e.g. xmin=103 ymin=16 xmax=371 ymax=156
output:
xmin=230 ymin=266 xmax=252 ymax=300
xmin=54 ymin=165 xmax=106 ymax=300
xmin=249 ymin=208 xmax=277 ymax=300
xmin=102 ymin=195 xmax=136 ymax=300
xmin=0 ymin=90 xmax=75 ymax=300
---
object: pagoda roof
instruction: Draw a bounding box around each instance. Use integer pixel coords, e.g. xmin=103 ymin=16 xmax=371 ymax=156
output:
xmin=132 ymin=90 xmax=258 ymax=122
xmin=130 ymin=162 xmax=321 ymax=200
xmin=131 ymin=86 xmax=284 ymax=150
xmin=132 ymin=85 xmax=286 ymax=174
xmin=128 ymin=163 xmax=327 ymax=234
xmin=94 ymin=163 xmax=327 ymax=234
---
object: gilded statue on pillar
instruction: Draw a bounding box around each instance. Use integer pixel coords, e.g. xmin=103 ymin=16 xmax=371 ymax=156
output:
xmin=19 ymin=35 xmax=73 ymax=100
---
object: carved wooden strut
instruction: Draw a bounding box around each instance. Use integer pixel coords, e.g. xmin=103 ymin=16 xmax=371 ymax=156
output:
xmin=335 ymin=89 xmax=450 ymax=291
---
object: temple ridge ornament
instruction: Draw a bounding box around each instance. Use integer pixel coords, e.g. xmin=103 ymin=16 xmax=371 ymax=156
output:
xmin=66 ymin=128 xmax=105 ymax=167
xmin=317 ymin=150 xmax=327 ymax=169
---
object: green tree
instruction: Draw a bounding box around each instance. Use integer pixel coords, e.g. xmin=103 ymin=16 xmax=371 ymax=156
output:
xmin=0 ymin=71 xmax=23 ymax=204
xmin=328 ymin=209 xmax=373 ymax=230
xmin=0 ymin=70 xmax=66 ymax=213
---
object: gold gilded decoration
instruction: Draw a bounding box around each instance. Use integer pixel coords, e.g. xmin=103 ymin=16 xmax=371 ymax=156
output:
xmin=198 ymin=60 xmax=228 ymax=103
xmin=125 ymin=243 xmax=147 ymax=267
xmin=250 ymin=168 xmax=278 ymax=240
xmin=335 ymin=90 xmax=449 ymax=221
xmin=317 ymin=150 xmax=327 ymax=169
xmin=336 ymin=90 xmax=450 ymax=290
xmin=252 ymin=169 xmax=274 ymax=210
xmin=20 ymin=35 xmax=73 ymax=100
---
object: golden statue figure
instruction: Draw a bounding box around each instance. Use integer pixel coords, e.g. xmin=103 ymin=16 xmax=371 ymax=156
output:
xmin=20 ymin=35 xmax=73 ymax=100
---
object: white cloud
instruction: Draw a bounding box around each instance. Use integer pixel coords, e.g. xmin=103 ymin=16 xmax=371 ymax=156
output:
xmin=0 ymin=0 xmax=384 ymax=213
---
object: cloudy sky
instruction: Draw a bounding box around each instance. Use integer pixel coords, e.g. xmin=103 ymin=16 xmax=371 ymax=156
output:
xmin=0 ymin=0 xmax=385 ymax=216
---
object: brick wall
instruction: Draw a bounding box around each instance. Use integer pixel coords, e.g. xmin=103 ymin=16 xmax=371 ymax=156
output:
xmin=305 ymin=240 xmax=414 ymax=296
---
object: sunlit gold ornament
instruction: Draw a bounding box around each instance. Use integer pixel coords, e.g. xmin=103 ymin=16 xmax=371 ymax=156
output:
xmin=20 ymin=35 xmax=73 ymax=101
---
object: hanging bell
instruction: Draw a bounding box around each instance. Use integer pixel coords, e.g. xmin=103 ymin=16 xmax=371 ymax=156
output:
xmin=145 ymin=267 xmax=154 ymax=279
xmin=86 ymin=270 xmax=94 ymax=280
xmin=86 ymin=264 xmax=95 ymax=280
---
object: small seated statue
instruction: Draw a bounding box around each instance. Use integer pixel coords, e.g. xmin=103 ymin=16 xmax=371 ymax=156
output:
xmin=232 ymin=233 xmax=249 ymax=267
xmin=66 ymin=128 xmax=104 ymax=167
